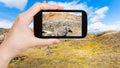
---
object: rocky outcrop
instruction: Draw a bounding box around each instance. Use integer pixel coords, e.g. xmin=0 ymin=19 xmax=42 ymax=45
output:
xmin=42 ymin=12 xmax=82 ymax=36
xmin=54 ymin=26 xmax=72 ymax=36
xmin=10 ymin=56 xmax=28 ymax=63
xmin=0 ymin=28 xmax=8 ymax=44
xmin=42 ymin=30 xmax=53 ymax=36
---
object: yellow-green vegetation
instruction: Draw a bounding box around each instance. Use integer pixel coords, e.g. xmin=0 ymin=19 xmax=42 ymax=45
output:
xmin=8 ymin=33 xmax=120 ymax=68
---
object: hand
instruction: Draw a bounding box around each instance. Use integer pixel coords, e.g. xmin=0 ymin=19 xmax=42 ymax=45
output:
xmin=0 ymin=3 xmax=63 ymax=68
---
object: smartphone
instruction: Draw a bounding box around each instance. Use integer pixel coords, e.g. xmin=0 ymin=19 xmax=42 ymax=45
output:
xmin=34 ymin=10 xmax=87 ymax=38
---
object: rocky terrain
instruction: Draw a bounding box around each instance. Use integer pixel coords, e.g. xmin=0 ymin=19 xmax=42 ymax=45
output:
xmin=0 ymin=28 xmax=9 ymax=34
xmin=42 ymin=12 xmax=82 ymax=36
xmin=0 ymin=28 xmax=9 ymax=44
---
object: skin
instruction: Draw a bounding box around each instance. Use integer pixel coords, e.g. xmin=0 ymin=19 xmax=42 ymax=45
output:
xmin=0 ymin=3 xmax=63 ymax=68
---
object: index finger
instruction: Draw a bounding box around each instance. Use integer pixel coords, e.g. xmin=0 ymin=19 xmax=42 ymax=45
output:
xmin=23 ymin=3 xmax=63 ymax=25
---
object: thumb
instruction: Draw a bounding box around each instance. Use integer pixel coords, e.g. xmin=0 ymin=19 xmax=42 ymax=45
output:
xmin=33 ymin=38 xmax=60 ymax=46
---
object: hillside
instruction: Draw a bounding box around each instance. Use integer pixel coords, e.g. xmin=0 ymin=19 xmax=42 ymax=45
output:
xmin=0 ymin=28 xmax=9 ymax=44
xmin=42 ymin=12 xmax=82 ymax=36
xmin=0 ymin=28 xmax=9 ymax=34
xmin=5 ymin=30 xmax=119 ymax=68
xmin=94 ymin=30 xmax=120 ymax=46
xmin=0 ymin=28 xmax=119 ymax=68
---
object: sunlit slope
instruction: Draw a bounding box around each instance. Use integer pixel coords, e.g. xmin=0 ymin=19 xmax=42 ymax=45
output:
xmin=8 ymin=31 xmax=120 ymax=68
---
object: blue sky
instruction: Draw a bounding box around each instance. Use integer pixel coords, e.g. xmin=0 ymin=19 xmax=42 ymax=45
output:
xmin=0 ymin=0 xmax=120 ymax=33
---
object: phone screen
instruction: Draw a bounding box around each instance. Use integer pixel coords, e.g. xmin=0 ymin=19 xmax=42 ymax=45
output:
xmin=34 ymin=10 xmax=87 ymax=38
xmin=42 ymin=12 xmax=82 ymax=37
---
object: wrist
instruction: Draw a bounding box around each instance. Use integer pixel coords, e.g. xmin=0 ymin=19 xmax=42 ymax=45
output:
xmin=0 ymin=43 xmax=15 ymax=63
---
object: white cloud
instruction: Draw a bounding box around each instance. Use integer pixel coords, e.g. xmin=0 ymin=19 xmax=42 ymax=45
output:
xmin=0 ymin=0 xmax=28 ymax=10
xmin=29 ymin=21 xmax=33 ymax=28
xmin=0 ymin=19 xmax=12 ymax=28
xmin=48 ymin=1 xmax=93 ymax=13
xmin=90 ymin=7 xmax=109 ymax=23
xmin=88 ymin=6 xmax=115 ymax=33
xmin=0 ymin=19 xmax=34 ymax=28
xmin=88 ymin=21 xmax=120 ymax=33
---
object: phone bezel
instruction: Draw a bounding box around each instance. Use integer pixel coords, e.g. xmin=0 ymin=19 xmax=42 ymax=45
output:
xmin=34 ymin=10 xmax=87 ymax=38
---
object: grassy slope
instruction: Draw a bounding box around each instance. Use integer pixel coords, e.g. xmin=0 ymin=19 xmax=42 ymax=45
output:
xmin=9 ymin=34 xmax=120 ymax=68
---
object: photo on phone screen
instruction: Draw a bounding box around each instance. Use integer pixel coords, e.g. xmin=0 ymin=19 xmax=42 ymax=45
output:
xmin=34 ymin=10 xmax=87 ymax=38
